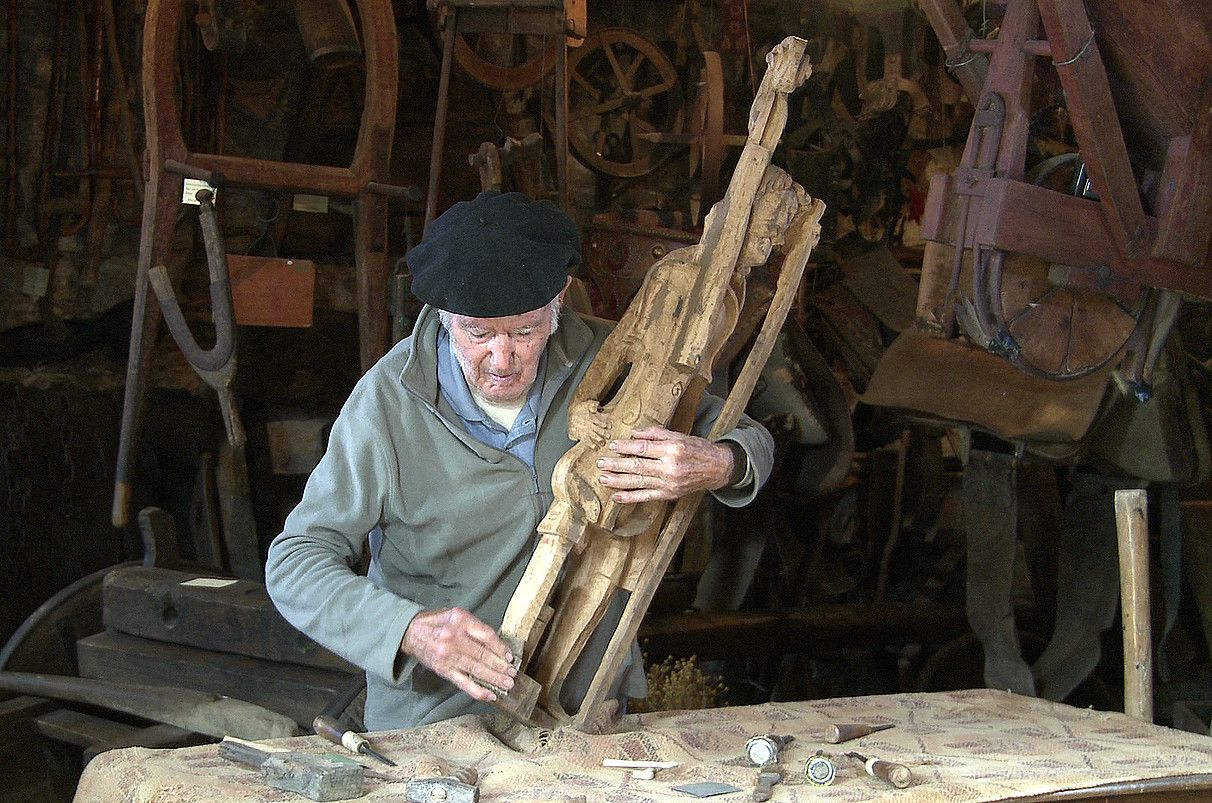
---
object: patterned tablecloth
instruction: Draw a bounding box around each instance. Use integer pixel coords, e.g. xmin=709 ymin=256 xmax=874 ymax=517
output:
xmin=74 ymin=689 xmax=1212 ymax=802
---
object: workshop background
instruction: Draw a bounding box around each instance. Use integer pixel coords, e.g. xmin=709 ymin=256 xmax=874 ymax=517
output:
xmin=1 ymin=0 xmax=1211 ymax=799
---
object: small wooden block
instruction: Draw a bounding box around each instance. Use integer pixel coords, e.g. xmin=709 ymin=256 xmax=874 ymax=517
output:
xmin=262 ymin=752 xmax=363 ymax=802
xmin=486 ymin=671 xmax=541 ymax=724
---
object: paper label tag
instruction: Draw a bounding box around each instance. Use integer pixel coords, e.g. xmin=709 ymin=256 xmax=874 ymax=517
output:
xmin=180 ymin=577 xmax=238 ymax=588
xmin=292 ymin=194 xmax=329 ymax=213
xmin=182 ymin=178 xmax=216 ymax=205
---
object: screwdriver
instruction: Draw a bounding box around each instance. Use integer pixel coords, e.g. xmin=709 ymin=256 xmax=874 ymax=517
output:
xmin=312 ymin=713 xmax=398 ymax=767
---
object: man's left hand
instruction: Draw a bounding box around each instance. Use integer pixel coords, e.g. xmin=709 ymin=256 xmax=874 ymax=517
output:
xmin=596 ymin=426 xmax=735 ymax=503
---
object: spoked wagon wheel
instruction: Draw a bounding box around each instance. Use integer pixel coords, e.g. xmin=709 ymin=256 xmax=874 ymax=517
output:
xmin=565 ymin=27 xmax=683 ymax=178
xmin=454 ymin=31 xmax=558 ymax=91
xmin=960 ymin=156 xmax=1149 ymax=380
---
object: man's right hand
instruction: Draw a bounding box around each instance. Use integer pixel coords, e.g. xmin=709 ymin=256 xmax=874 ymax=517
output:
xmin=401 ymin=607 xmax=517 ymax=702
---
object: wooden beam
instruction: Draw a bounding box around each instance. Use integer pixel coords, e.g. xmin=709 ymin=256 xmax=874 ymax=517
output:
xmin=975 ymin=177 xmax=1118 ymax=269
xmin=1113 ymin=489 xmax=1153 ymax=722
xmin=917 ymin=0 xmax=989 ymax=103
xmin=77 ymin=630 xmax=354 ymax=728
xmin=34 ymin=708 xmax=139 ymax=749
xmin=102 ymin=566 xmax=356 ymax=672
xmin=1153 ymin=80 xmax=1212 ymax=267
xmin=1037 ymin=0 xmax=1148 ymax=257
xmin=638 ymin=604 xmax=971 ymax=660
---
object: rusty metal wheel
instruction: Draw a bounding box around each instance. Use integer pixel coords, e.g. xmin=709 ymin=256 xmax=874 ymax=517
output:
xmin=565 ymin=27 xmax=683 ymax=178
xmin=454 ymin=31 xmax=558 ymax=91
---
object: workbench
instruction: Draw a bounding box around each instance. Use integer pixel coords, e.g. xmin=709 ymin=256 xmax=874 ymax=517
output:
xmin=74 ymin=689 xmax=1212 ymax=801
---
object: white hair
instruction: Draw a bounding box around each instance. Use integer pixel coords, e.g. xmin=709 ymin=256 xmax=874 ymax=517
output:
xmin=437 ymin=294 xmax=564 ymax=335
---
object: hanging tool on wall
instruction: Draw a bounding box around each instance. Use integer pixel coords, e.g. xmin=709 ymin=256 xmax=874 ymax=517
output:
xmin=147 ymin=178 xmax=244 ymax=448
xmin=112 ymin=0 xmax=404 ymax=530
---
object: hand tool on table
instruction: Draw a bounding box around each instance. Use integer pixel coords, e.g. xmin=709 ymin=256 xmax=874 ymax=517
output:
xmin=805 ymin=751 xmax=836 ymax=786
xmin=751 ymin=769 xmax=782 ymax=802
xmin=405 ymin=772 xmax=479 ymax=803
xmin=219 ymin=736 xmax=365 ymax=802
xmin=313 ymin=713 xmax=397 ymax=767
xmin=745 ymin=734 xmax=794 ymax=766
xmin=845 ymin=750 xmax=913 ymax=788
xmin=822 ymin=722 xmax=894 ymax=743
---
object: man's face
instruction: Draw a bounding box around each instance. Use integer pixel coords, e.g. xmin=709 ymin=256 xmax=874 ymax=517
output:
xmin=447 ymin=305 xmax=555 ymax=404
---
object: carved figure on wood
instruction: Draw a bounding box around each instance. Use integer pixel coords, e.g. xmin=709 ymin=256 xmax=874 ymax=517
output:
xmin=497 ymin=36 xmax=826 ymax=723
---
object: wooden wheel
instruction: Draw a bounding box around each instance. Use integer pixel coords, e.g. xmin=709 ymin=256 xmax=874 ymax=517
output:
xmin=454 ymin=31 xmax=557 ymax=90
xmin=964 ymin=159 xmax=1149 ymax=380
xmin=565 ymin=27 xmax=683 ymax=177
xmin=982 ymin=252 xmax=1146 ymax=379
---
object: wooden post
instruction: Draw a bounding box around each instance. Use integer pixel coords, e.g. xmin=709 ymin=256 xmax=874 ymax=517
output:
xmin=1113 ymin=488 xmax=1153 ymax=722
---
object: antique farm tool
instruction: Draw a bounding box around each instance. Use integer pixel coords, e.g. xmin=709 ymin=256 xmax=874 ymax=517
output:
xmin=493 ymin=36 xmax=825 ymax=728
xmin=564 ymin=27 xmax=684 ymax=179
xmin=112 ymin=0 xmax=403 ymax=528
xmin=147 ymin=185 xmax=244 ymax=448
xmin=427 ymin=0 xmax=571 ymax=228
xmin=1113 ymin=488 xmax=1153 ymax=722
xmin=751 ymin=769 xmax=782 ymax=802
xmin=805 ymin=752 xmax=836 ymax=786
xmin=916 ymin=0 xmax=1212 ymax=386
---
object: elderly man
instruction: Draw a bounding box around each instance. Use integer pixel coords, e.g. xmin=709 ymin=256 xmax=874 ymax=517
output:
xmin=265 ymin=190 xmax=774 ymax=730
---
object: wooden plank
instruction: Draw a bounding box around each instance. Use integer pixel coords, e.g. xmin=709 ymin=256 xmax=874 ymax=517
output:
xmin=77 ymin=630 xmax=355 ymax=728
xmin=34 ymin=708 xmax=140 ymax=749
xmin=0 ymin=695 xmax=56 ymax=739
xmin=975 ymin=178 xmax=1118 ymax=270
xmin=1153 ymin=80 xmax=1212 ymax=267
xmin=227 ymin=254 xmax=315 ymax=328
xmin=84 ymin=722 xmax=207 ymax=763
xmin=917 ymin=0 xmax=988 ymax=102
xmin=637 ymin=604 xmax=971 ymax=660
xmin=1037 ymin=0 xmax=1148 ymax=257
xmin=1113 ymin=489 xmax=1153 ymax=722
xmin=102 ymin=566 xmax=356 ymax=672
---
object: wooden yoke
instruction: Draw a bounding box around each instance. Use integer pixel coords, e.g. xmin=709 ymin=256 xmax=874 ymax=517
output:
xmin=493 ymin=36 xmax=825 ymax=727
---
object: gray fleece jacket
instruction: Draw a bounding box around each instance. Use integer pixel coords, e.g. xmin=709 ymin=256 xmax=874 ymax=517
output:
xmin=265 ymin=305 xmax=774 ymax=730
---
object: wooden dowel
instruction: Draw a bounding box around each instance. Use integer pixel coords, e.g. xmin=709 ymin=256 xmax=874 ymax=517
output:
xmin=1113 ymin=488 xmax=1153 ymax=722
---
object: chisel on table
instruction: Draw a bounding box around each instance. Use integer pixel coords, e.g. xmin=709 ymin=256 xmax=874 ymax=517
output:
xmin=313 ymin=713 xmax=398 ymax=767
xmin=845 ymin=751 xmax=913 ymax=788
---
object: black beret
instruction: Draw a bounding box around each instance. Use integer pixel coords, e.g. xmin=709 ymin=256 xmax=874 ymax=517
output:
xmin=406 ymin=190 xmax=581 ymax=317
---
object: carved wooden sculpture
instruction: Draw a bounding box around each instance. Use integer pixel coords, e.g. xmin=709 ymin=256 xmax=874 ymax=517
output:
xmin=496 ymin=36 xmax=825 ymax=728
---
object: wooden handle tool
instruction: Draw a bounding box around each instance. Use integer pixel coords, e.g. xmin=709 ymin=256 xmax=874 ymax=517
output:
xmin=845 ymin=751 xmax=913 ymax=788
xmin=823 ymin=722 xmax=894 ymax=743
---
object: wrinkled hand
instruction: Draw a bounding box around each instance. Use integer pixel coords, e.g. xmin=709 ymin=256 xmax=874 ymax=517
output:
xmin=401 ymin=607 xmax=517 ymax=702
xmin=595 ymin=426 xmax=734 ymax=504
xmin=568 ymin=400 xmax=610 ymax=446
